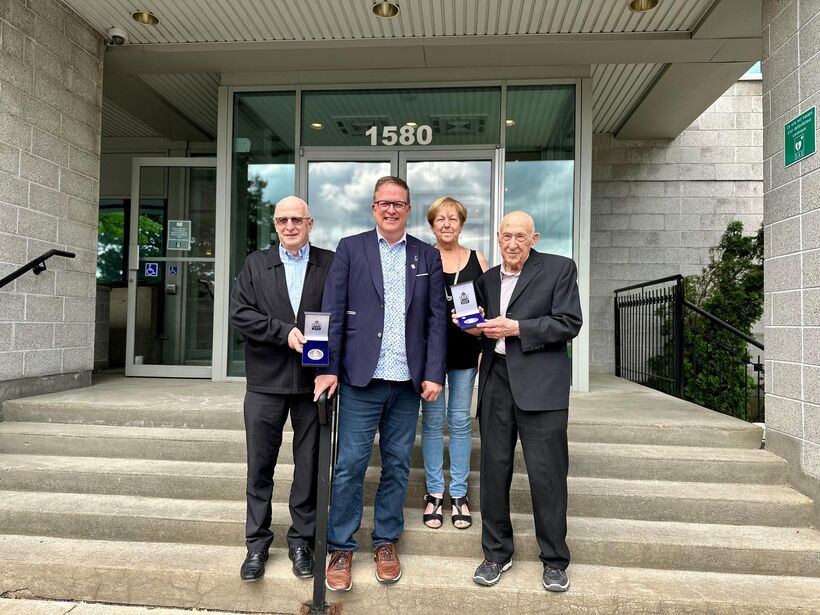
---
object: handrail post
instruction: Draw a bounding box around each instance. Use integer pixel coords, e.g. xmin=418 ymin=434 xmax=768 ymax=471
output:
xmin=673 ymin=276 xmax=684 ymax=398
xmin=304 ymin=391 xmax=339 ymax=615
xmin=614 ymin=295 xmax=622 ymax=378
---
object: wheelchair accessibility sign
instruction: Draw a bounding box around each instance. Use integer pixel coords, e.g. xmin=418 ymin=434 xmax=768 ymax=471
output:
xmin=144 ymin=262 xmax=159 ymax=278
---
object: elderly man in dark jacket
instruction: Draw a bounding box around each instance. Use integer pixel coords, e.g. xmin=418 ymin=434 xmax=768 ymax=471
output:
xmin=465 ymin=211 xmax=582 ymax=593
xmin=230 ymin=195 xmax=333 ymax=582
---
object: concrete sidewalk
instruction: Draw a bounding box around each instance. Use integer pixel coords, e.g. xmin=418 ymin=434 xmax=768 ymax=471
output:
xmin=0 ymin=598 xmax=280 ymax=614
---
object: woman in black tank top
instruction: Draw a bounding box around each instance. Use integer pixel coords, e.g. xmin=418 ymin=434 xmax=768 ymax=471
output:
xmin=421 ymin=196 xmax=488 ymax=530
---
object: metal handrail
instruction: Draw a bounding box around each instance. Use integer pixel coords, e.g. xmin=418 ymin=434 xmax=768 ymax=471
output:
xmin=614 ymin=274 xmax=764 ymax=353
xmin=0 ymin=249 xmax=76 ymax=289
xmin=614 ymin=274 xmax=765 ymax=422
xmin=683 ymin=300 xmax=764 ymax=350
xmin=305 ymin=390 xmax=340 ymax=615
xmin=613 ymin=274 xmax=684 ymax=294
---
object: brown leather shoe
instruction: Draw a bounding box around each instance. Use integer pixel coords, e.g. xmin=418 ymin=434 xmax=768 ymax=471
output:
xmin=374 ymin=543 xmax=401 ymax=584
xmin=325 ymin=551 xmax=353 ymax=592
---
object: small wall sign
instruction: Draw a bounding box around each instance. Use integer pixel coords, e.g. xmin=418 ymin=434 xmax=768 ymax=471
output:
xmin=784 ymin=107 xmax=816 ymax=167
xmin=168 ymin=220 xmax=192 ymax=250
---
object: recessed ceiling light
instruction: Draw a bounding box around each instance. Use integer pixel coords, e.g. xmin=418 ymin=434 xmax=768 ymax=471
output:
xmin=505 ymin=119 xmax=516 ymax=127
xmin=372 ymin=1 xmax=400 ymax=18
xmin=310 ymin=122 xmax=323 ymax=130
xmin=131 ymin=10 xmax=160 ymax=25
xmin=628 ymin=0 xmax=659 ymax=12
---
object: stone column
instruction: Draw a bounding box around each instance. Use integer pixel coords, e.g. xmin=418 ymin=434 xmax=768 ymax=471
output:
xmin=0 ymin=0 xmax=104 ymax=402
xmin=762 ymin=0 xmax=820 ymax=522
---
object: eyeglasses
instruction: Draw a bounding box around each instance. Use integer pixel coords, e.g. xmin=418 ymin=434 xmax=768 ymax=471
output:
xmin=374 ymin=200 xmax=409 ymax=211
xmin=274 ymin=216 xmax=309 ymax=227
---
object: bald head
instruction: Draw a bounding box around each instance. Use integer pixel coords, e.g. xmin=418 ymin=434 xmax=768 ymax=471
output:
xmin=498 ymin=210 xmax=539 ymax=272
xmin=500 ymin=211 xmax=535 ymax=235
xmin=273 ymin=195 xmax=313 ymax=255
xmin=274 ymin=195 xmax=310 ymax=218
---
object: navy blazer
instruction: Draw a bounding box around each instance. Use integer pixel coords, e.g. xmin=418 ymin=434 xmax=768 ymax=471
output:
xmin=476 ymin=250 xmax=583 ymax=412
xmin=319 ymin=229 xmax=447 ymax=392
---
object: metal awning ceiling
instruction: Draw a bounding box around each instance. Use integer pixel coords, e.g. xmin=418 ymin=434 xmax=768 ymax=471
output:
xmin=65 ymin=0 xmax=759 ymax=140
xmin=66 ymin=0 xmax=716 ymax=43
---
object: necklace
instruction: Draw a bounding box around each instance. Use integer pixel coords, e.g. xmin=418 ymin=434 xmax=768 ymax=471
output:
xmin=444 ymin=247 xmax=464 ymax=301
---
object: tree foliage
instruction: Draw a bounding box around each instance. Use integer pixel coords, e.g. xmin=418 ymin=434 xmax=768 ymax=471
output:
xmin=643 ymin=221 xmax=764 ymax=420
xmin=681 ymin=221 xmax=764 ymax=420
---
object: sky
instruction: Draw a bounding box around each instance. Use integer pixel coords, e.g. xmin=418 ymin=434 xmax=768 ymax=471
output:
xmin=245 ymin=158 xmax=574 ymax=261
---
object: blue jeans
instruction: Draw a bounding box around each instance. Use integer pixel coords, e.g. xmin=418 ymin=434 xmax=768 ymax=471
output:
xmin=421 ymin=367 xmax=477 ymax=498
xmin=327 ymin=380 xmax=420 ymax=552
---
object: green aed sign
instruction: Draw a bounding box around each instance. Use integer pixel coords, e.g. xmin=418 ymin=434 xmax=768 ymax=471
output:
xmin=784 ymin=107 xmax=816 ymax=167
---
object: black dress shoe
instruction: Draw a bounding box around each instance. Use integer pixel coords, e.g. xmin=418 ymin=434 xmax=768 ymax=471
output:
xmin=289 ymin=546 xmax=315 ymax=579
xmin=240 ymin=550 xmax=268 ymax=582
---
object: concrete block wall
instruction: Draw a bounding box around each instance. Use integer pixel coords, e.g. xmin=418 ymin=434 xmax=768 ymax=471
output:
xmin=762 ymin=0 xmax=820 ymax=519
xmin=589 ymin=80 xmax=764 ymax=374
xmin=0 ymin=0 xmax=103 ymax=397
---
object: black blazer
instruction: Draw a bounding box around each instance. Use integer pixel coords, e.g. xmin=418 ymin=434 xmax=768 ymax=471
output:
xmin=475 ymin=250 xmax=583 ymax=412
xmin=230 ymin=244 xmax=334 ymax=395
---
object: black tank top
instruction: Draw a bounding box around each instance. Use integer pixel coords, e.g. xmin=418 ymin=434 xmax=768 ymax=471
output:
xmin=443 ymin=250 xmax=484 ymax=369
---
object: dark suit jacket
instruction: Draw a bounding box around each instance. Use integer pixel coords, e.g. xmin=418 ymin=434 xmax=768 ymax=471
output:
xmin=476 ymin=250 xmax=583 ymax=412
xmin=230 ymin=244 xmax=334 ymax=395
xmin=319 ymin=229 xmax=447 ymax=392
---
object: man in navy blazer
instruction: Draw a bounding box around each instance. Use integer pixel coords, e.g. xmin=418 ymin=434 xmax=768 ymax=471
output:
xmin=314 ymin=176 xmax=447 ymax=591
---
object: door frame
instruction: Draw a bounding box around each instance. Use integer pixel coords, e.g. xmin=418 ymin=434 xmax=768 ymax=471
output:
xmin=397 ymin=148 xmax=500 ymax=265
xmin=125 ymin=156 xmax=217 ymax=378
xmin=299 ymin=147 xmax=499 ymax=260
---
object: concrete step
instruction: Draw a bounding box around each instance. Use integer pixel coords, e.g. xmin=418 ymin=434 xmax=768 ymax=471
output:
xmin=0 ymin=535 xmax=818 ymax=614
xmin=1 ymin=491 xmax=817 ymax=577
xmin=0 ymin=598 xmax=249 ymax=615
xmin=0 ymin=422 xmax=786 ymax=484
xmin=2 ymin=398 xmax=764 ymax=449
xmin=0 ymin=454 xmax=812 ymax=526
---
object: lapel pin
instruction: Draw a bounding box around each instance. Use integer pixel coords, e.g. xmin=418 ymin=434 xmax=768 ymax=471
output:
xmin=411 ymin=264 xmax=416 ymax=269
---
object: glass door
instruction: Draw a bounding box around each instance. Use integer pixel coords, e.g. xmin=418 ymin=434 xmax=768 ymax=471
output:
xmin=400 ymin=151 xmax=496 ymax=265
xmin=125 ymin=157 xmax=217 ymax=378
xmin=301 ymin=150 xmax=495 ymax=256
xmin=300 ymin=151 xmax=395 ymax=250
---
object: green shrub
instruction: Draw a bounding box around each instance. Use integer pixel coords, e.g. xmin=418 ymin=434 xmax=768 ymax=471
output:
xmin=681 ymin=221 xmax=764 ymax=420
xmin=643 ymin=220 xmax=764 ymax=420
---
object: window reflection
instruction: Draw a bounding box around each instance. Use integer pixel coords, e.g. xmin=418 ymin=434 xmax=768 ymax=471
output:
xmin=504 ymin=160 xmax=573 ymax=258
xmin=505 ymin=85 xmax=575 ymax=259
xmin=307 ymin=161 xmax=391 ymax=250
xmin=406 ymin=160 xmax=493 ymax=263
xmin=229 ymin=92 xmax=296 ymax=377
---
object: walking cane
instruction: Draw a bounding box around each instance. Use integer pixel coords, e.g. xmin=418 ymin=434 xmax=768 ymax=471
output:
xmin=302 ymin=390 xmax=340 ymax=615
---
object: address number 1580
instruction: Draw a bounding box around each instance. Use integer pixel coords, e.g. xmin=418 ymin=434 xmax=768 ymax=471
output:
xmin=365 ymin=125 xmax=433 ymax=146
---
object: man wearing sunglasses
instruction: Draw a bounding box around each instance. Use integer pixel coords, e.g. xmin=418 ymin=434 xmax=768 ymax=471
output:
xmin=230 ymin=195 xmax=334 ymax=583
xmin=315 ymin=176 xmax=447 ymax=591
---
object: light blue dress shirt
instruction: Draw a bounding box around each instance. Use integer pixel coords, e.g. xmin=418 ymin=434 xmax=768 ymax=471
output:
xmin=279 ymin=243 xmax=310 ymax=317
xmin=373 ymin=231 xmax=411 ymax=381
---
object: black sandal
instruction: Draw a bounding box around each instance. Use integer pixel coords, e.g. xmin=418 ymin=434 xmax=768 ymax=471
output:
xmin=423 ymin=493 xmax=444 ymax=528
xmin=451 ymin=496 xmax=472 ymax=529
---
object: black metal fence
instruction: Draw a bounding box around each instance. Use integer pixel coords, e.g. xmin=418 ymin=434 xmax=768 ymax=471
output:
xmin=614 ymin=275 xmax=765 ymax=423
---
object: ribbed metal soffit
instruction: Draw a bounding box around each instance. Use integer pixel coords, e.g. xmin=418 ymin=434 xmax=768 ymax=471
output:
xmin=72 ymin=1 xmax=717 ymax=137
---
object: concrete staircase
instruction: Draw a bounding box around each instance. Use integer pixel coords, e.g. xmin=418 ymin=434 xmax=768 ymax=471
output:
xmin=0 ymin=374 xmax=818 ymax=614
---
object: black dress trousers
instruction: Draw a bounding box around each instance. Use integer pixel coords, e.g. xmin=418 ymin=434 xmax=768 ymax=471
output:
xmin=244 ymin=390 xmax=320 ymax=552
xmin=478 ymin=354 xmax=570 ymax=570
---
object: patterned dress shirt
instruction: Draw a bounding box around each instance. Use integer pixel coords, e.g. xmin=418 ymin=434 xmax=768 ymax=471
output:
xmin=279 ymin=242 xmax=310 ymax=317
xmin=373 ymin=231 xmax=411 ymax=381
